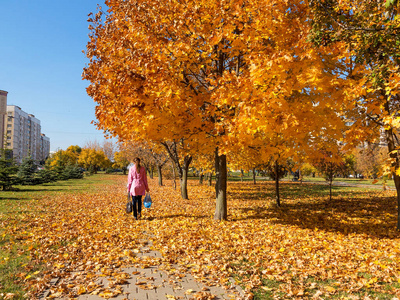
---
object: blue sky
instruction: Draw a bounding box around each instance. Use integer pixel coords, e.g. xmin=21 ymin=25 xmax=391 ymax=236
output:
xmin=0 ymin=0 xmax=112 ymax=152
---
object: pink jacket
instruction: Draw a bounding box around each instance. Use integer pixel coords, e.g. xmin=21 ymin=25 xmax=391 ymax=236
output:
xmin=127 ymin=165 xmax=149 ymax=196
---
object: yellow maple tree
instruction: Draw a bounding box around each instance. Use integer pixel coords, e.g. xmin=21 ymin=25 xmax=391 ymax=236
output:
xmin=84 ymin=0 xmax=350 ymax=220
xmin=310 ymin=0 xmax=400 ymax=228
xmin=113 ymin=150 xmax=130 ymax=174
xmin=78 ymin=148 xmax=111 ymax=173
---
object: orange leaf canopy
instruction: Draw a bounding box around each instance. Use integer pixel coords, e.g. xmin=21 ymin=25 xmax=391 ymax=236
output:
xmin=84 ymin=0 xmax=348 ymax=162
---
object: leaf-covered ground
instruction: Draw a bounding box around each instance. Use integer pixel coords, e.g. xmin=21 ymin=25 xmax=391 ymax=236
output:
xmin=1 ymin=175 xmax=400 ymax=299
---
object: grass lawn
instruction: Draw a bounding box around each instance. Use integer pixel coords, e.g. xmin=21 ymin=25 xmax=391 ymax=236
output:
xmin=0 ymin=173 xmax=121 ymax=299
xmin=221 ymin=170 xmax=395 ymax=188
xmin=1 ymin=172 xmax=399 ymax=299
xmin=297 ymin=176 xmax=395 ymax=187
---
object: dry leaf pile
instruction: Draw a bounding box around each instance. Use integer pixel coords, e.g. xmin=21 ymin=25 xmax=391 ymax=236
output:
xmin=2 ymin=176 xmax=400 ymax=299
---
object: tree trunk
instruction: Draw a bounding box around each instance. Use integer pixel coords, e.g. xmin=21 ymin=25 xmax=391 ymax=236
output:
xmin=208 ymin=172 xmax=212 ymax=186
xmin=160 ymin=141 xmax=191 ymax=199
xmin=275 ymin=161 xmax=281 ymax=207
xmin=214 ymin=148 xmax=227 ymax=220
xmin=172 ymin=163 xmax=176 ymax=190
xmin=328 ymin=163 xmax=334 ymax=201
xmin=394 ymin=175 xmax=400 ymax=229
xmin=149 ymin=166 xmax=154 ymax=179
xmin=240 ymin=169 xmax=244 ymax=182
xmin=157 ymin=165 xmax=163 ymax=186
xmin=181 ymin=169 xmax=188 ymax=199
xmin=178 ymin=156 xmax=192 ymax=199
xmin=252 ymin=167 xmax=256 ymax=185
xmin=199 ymin=172 xmax=204 ymax=184
xmin=384 ymin=125 xmax=400 ymax=229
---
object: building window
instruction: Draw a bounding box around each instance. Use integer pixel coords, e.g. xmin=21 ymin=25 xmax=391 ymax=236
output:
xmin=7 ymin=130 xmax=11 ymax=134
xmin=7 ymin=124 xmax=11 ymax=128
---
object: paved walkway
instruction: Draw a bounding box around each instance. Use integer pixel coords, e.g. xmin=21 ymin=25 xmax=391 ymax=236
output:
xmin=41 ymin=240 xmax=245 ymax=300
xmin=282 ymin=178 xmax=394 ymax=191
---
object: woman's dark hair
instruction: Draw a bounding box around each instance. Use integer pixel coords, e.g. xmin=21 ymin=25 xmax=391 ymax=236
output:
xmin=134 ymin=157 xmax=141 ymax=166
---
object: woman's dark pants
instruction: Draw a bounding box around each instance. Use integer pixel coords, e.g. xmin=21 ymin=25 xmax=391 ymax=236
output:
xmin=131 ymin=195 xmax=142 ymax=219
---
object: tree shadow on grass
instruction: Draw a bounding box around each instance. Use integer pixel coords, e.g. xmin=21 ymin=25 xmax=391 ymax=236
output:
xmin=0 ymin=197 xmax=27 ymax=201
xmin=231 ymin=182 xmax=399 ymax=239
xmin=11 ymin=188 xmax=71 ymax=193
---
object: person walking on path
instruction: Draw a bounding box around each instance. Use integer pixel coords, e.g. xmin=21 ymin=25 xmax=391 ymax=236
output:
xmin=127 ymin=157 xmax=150 ymax=220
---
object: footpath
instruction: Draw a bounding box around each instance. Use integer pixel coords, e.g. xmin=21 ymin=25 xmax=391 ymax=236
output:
xmin=40 ymin=238 xmax=245 ymax=300
xmin=283 ymin=178 xmax=394 ymax=191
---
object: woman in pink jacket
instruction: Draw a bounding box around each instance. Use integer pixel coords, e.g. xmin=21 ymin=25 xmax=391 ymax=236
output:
xmin=127 ymin=158 xmax=150 ymax=220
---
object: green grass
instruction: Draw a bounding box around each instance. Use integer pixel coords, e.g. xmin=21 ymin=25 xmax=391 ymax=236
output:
xmin=250 ymin=274 xmax=400 ymax=299
xmin=0 ymin=172 xmax=121 ymax=199
xmin=0 ymin=237 xmax=30 ymax=299
xmin=297 ymin=176 xmax=395 ymax=187
xmin=186 ymin=170 xmax=396 ymax=188
xmin=157 ymin=170 xmax=395 ymax=189
xmin=0 ymin=173 xmax=121 ymax=299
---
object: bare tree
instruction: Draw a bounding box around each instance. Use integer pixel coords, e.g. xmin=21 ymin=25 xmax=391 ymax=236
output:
xmin=102 ymin=139 xmax=117 ymax=161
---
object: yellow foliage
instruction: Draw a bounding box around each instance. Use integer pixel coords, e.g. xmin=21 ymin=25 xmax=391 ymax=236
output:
xmin=83 ymin=0 xmax=349 ymax=169
xmin=78 ymin=148 xmax=111 ymax=171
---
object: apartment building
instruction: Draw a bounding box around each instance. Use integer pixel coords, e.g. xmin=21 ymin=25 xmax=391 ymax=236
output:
xmin=40 ymin=133 xmax=50 ymax=162
xmin=0 ymin=90 xmax=7 ymax=148
xmin=5 ymin=105 xmax=49 ymax=163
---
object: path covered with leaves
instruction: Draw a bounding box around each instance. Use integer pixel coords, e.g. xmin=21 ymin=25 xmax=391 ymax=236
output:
xmin=2 ymin=175 xmax=400 ymax=299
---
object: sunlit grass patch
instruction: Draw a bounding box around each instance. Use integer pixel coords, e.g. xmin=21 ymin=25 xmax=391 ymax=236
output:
xmin=0 ymin=234 xmax=43 ymax=300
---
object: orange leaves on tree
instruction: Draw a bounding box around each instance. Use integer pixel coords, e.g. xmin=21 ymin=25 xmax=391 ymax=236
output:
xmin=83 ymin=0 xmax=347 ymax=161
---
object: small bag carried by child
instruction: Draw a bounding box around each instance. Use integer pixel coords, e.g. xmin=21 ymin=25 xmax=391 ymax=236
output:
xmin=143 ymin=193 xmax=152 ymax=208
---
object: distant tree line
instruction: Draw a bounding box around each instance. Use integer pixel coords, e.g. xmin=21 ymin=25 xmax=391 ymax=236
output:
xmin=0 ymin=141 xmax=133 ymax=191
xmin=0 ymin=149 xmax=84 ymax=191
